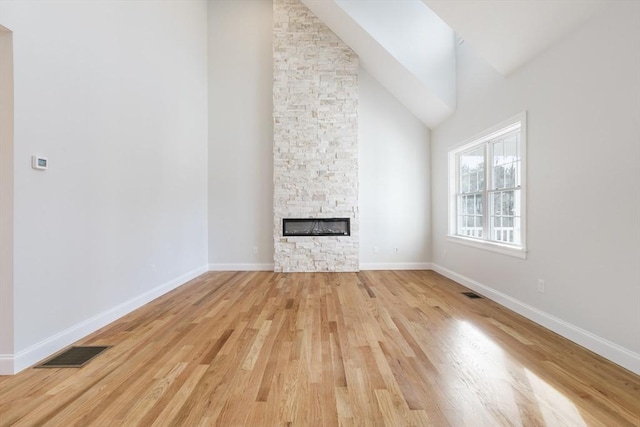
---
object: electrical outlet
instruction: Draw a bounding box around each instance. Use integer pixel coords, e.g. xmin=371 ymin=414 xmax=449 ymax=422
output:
xmin=373 ymin=246 xmax=379 ymax=254
xmin=394 ymin=247 xmax=399 ymax=254
xmin=537 ymin=279 xmax=545 ymax=293
xmin=253 ymin=246 xmax=258 ymax=254
xmin=443 ymin=250 xmax=447 ymax=258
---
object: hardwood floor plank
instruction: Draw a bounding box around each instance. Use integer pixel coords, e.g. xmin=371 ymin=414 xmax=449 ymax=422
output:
xmin=146 ymin=363 xmax=208 ymax=426
xmin=1 ymin=271 xmax=638 ymax=426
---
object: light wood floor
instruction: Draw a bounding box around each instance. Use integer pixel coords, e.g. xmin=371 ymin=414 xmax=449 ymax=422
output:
xmin=1 ymin=271 xmax=638 ymax=426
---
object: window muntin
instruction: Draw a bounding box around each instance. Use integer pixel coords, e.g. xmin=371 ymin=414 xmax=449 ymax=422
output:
xmin=449 ymin=113 xmax=526 ymax=256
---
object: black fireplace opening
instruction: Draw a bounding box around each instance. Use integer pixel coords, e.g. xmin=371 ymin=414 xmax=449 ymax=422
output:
xmin=283 ymin=218 xmax=350 ymax=237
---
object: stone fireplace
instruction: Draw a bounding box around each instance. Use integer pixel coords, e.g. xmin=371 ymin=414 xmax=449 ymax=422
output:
xmin=273 ymin=0 xmax=359 ymax=272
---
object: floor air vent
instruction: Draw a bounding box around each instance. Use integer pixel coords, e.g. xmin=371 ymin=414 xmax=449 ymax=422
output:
xmin=462 ymin=292 xmax=483 ymax=299
xmin=35 ymin=346 xmax=110 ymax=368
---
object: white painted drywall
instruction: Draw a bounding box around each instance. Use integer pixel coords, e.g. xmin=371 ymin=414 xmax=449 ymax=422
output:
xmin=302 ymin=0 xmax=454 ymax=128
xmin=424 ymin=0 xmax=608 ymax=76
xmin=0 ymin=0 xmax=209 ymax=372
xmin=207 ymin=0 xmax=274 ymax=271
xmin=359 ymin=67 xmax=431 ymax=269
xmin=337 ymin=0 xmax=455 ymax=107
xmin=431 ymin=2 xmax=640 ymax=368
xmin=0 ymin=26 xmax=14 ymax=366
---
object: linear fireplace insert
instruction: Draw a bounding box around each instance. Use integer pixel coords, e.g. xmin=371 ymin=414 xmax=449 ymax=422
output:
xmin=283 ymin=218 xmax=350 ymax=237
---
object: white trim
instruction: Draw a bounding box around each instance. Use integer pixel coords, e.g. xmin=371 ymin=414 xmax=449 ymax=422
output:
xmin=447 ymin=235 xmax=527 ymax=259
xmin=0 ymin=265 xmax=208 ymax=375
xmin=359 ymin=262 xmax=433 ymax=271
xmin=430 ymin=263 xmax=640 ymax=375
xmin=448 ymin=112 xmax=527 ymax=255
xmin=208 ymin=263 xmax=274 ymax=271
xmin=451 ymin=112 xmax=525 ymax=154
xmin=0 ymin=354 xmax=13 ymax=375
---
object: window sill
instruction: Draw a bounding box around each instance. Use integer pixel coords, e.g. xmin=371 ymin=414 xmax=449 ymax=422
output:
xmin=447 ymin=235 xmax=528 ymax=259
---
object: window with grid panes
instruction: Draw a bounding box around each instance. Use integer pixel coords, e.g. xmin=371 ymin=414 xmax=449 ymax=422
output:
xmin=448 ymin=113 xmax=526 ymax=258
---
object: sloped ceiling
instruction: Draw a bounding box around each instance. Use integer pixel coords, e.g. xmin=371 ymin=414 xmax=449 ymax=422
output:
xmin=301 ymin=0 xmax=610 ymax=128
xmin=302 ymin=0 xmax=456 ymax=128
xmin=424 ymin=0 xmax=609 ymax=76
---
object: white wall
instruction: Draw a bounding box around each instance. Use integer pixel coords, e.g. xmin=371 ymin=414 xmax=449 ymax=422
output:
xmin=207 ymin=0 xmax=274 ymax=271
xmin=0 ymin=0 xmax=209 ymax=373
xmin=359 ymin=67 xmax=431 ymax=269
xmin=337 ymin=0 xmax=456 ymax=108
xmin=302 ymin=0 xmax=454 ymax=128
xmin=431 ymin=2 xmax=640 ymax=373
xmin=0 ymin=26 xmax=14 ymax=361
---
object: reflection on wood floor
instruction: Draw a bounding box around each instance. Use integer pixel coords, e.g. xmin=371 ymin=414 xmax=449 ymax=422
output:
xmin=1 ymin=270 xmax=638 ymax=426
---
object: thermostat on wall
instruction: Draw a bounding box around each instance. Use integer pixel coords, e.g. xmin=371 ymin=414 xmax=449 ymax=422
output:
xmin=31 ymin=155 xmax=48 ymax=170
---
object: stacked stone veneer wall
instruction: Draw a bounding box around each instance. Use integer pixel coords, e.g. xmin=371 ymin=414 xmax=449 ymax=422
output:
xmin=273 ymin=0 xmax=359 ymax=272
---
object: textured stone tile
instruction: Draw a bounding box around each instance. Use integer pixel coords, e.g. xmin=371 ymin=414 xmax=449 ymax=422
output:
xmin=273 ymin=0 xmax=359 ymax=272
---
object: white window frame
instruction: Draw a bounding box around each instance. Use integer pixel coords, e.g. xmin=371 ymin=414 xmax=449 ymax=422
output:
xmin=448 ymin=112 xmax=527 ymax=259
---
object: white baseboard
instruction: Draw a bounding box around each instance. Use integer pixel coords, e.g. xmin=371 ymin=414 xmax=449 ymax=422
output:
xmin=359 ymin=262 xmax=433 ymax=271
xmin=0 ymin=265 xmax=208 ymax=375
xmin=209 ymin=263 xmax=274 ymax=271
xmin=208 ymin=262 xmax=432 ymax=272
xmin=0 ymin=353 xmax=13 ymax=375
xmin=430 ymin=263 xmax=640 ymax=375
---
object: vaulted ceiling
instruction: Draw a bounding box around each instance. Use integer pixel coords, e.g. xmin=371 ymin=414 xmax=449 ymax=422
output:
xmin=423 ymin=0 xmax=609 ymax=76
xmin=302 ymin=0 xmax=610 ymax=129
